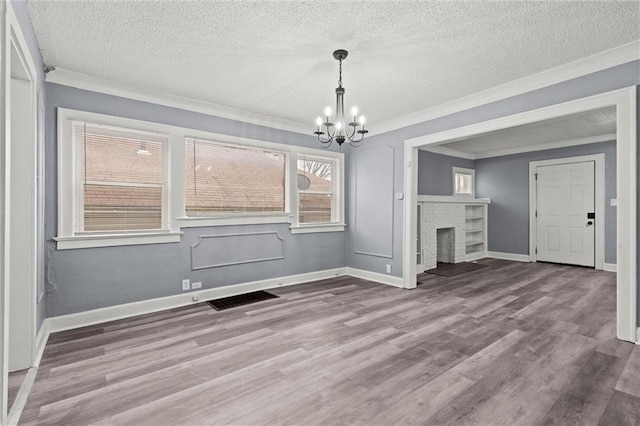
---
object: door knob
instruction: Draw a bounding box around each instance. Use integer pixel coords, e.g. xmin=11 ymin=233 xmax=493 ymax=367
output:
xmin=587 ymin=221 xmax=593 ymax=226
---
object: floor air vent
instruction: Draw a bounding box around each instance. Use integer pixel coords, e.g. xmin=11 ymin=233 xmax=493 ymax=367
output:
xmin=207 ymin=291 xmax=279 ymax=311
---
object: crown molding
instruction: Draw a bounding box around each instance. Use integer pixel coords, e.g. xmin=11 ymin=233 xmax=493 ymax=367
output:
xmin=420 ymin=133 xmax=617 ymax=160
xmin=371 ymin=40 xmax=640 ymax=136
xmin=46 ymin=68 xmax=311 ymax=135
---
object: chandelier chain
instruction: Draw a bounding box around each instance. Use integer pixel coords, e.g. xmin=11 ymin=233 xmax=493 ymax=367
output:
xmin=338 ymin=59 xmax=342 ymax=88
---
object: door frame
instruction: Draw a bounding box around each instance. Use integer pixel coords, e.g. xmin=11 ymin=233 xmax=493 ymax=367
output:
xmin=1 ymin=2 xmax=39 ymax=423
xmin=403 ymin=86 xmax=637 ymax=343
xmin=529 ymin=154 xmax=605 ymax=269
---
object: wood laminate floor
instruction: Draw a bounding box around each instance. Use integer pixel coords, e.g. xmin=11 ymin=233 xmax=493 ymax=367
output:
xmin=19 ymin=259 xmax=640 ymax=425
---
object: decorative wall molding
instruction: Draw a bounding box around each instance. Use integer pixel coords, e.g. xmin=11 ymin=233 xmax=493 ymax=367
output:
xmin=46 ymin=68 xmax=310 ymax=135
xmin=486 ymin=251 xmax=531 ymax=262
xmin=353 ymin=145 xmax=395 ymax=258
xmin=373 ymin=41 xmax=640 ymax=135
xmin=190 ymin=232 xmax=284 ymax=270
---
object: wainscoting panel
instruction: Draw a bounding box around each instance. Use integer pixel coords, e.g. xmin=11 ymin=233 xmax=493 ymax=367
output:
xmin=354 ymin=145 xmax=394 ymax=258
xmin=190 ymin=232 xmax=284 ymax=270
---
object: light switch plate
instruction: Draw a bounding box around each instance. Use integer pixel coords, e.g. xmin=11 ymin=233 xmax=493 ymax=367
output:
xmin=610 ymin=199 xmax=618 ymax=207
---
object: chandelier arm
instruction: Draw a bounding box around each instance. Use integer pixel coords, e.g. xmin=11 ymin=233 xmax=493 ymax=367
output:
xmin=344 ymin=123 xmax=358 ymax=141
xmin=317 ymin=134 xmax=333 ymax=148
xmin=349 ymin=131 xmax=365 ymax=145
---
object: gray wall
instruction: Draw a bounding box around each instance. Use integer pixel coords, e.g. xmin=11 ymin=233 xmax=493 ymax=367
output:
xmin=345 ymin=61 xmax=639 ymax=326
xmin=9 ymin=0 xmax=47 ymax=331
xmin=418 ymin=150 xmax=475 ymax=196
xmin=475 ymin=141 xmax=617 ymax=263
xmin=45 ymin=83 xmax=347 ymax=317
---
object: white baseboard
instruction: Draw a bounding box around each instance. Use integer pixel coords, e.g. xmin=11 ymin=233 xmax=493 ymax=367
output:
xmin=487 ymin=251 xmax=530 ymax=262
xmin=465 ymin=251 xmax=487 ymax=262
xmin=33 ymin=320 xmax=50 ymax=367
xmin=47 ymin=267 xmax=348 ymax=333
xmin=7 ymin=367 xmax=38 ymax=426
xmin=603 ymin=263 xmax=617 ymax=272
xmin=636 ymin=327 xmax=640 ymax=345
xmin=345 ymin=267 xmax=405 ymax=288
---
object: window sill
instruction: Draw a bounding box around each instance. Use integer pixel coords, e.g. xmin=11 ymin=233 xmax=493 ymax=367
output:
xmin=55 ymin=231 xmax=182 ymax=250
xmin=176 ymin=214 xmax=291 ymax=228
xmin=290 ymin=223 xmax=346 ymax=234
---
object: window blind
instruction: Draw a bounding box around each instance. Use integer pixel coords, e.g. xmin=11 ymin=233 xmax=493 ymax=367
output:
xmin=71 ymin=121 xmax=166 ymax=233
xmin=185 ymin=138 xmax=286 ymax=216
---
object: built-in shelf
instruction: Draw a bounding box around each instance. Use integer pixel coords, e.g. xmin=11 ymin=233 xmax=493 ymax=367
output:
xmin=464 ymin=204 xmax=487 ymax=259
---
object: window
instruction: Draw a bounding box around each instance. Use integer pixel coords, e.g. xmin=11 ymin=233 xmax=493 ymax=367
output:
xmin=453 ymin=167 xmax=475 ymax=197
xmin=74 ymin=122 xmax=166 ymax=232
xmin=57 ymin=108 xmax=345 ymax=248
xmin=297 ymin=156 xmax=336 ymax=224
xmin=185 ymin=138 xmax=287 ymax=217
xmin=57 ymin=109 xmax=179 ymax=249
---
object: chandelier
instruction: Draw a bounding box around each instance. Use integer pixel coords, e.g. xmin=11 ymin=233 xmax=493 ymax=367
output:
xmin=314 ymin=49 xmax=368 ymax=148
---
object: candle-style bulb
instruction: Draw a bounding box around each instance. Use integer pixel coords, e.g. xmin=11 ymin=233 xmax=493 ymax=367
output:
xmin=336 ymin=122 xmax=343 ymax=130
xmin=359 ymin=115 xmax=366 ymax=125
xmin=350 ymin=106 xmax=358 ymax=117
xmin=315 ymin=117 xmax=323 ymax=126
xmin=324 ymin=107 xmax=332 ymax=117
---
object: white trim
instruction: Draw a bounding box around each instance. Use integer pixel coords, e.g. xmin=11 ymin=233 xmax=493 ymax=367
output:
xmin=487 ymin=251 xmax=531 ymax=263
xmin=46 ymin=268 xmax=347 ymax=333
xmin=47 ymin=68 xmax=310 ymax=136
xmin=403 ymin=86 xmax=636 ymax=343
xmin=345 ymin=267 xmax=404 ymax=288
xmin=465 ymin=251 xmax=487 ymax=262
xmin=374 ymin=41 xmax=640 ymax=135
xmin=55 ymin=232 xmax=182 ymax=250
xmin=5 ymin=323 xmax=47 ymax=426
xmin=32 ymin=322 xmax=48 ymax=368
xmin=603 ymin=263 xmax=617 ymax=273
xmin=528 ymin=154 xmax=605 ymax=270
xmin=290 ymin=223 xmax=346 ymax=234
xmin=636 ymin=327 xmax=640 ymax=344
xmin=417 ymin=196 xmax=490 ymax=205
xmin=7 ymin=367 xmax=36 ymax=426
xmin=452 ymin=167 xmax=476 ymax=198
xmin=56 ymin=108 xmax=346 ymax=247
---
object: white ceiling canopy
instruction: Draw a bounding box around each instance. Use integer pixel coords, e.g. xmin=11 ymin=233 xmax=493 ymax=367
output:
xmin=28 ymin=1 xmax=639 ymax=130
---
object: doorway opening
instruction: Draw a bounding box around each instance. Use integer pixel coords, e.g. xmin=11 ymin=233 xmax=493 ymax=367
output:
xmin=403 ymin=87 xmax=637 ymax=343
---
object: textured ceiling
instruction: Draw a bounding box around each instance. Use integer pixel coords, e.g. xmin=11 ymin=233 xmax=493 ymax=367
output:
xmin=435 ymin=106 xmax=616 ymax=158
xmin=29 ymin=1 xmax=639 ymax=130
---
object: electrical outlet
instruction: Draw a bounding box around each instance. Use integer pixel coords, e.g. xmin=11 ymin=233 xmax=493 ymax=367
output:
xmin=182 ymin=279 xmax=190 ymax=291
xmin=191 ymin=281 xmax=202 ymax=290
xmin=386 ymin=264 xmax=392 ymax=273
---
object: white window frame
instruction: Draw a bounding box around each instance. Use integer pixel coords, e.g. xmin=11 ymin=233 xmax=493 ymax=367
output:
xmin=56 ymin=108 xmax=346 ymax=248
xmin=56 ymin=109 xmax=180 ymax=249
xmin=289 ymin=148 xmax=345 ymax=234
xmin=452 ymin=167 xmax=476 ymax=198
xmin=294 ymin=153 xmax=343 ymax=233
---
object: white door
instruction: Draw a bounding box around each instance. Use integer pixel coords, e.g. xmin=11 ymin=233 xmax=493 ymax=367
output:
xmin=536 ymin=161 xmax=595 ymax=267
